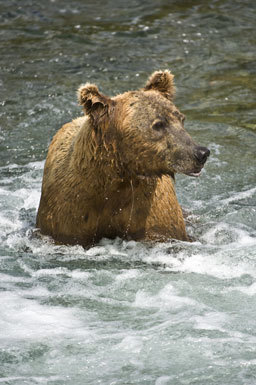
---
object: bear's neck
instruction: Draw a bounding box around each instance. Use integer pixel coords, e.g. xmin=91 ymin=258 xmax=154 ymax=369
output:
xmin=71 ymin=119 xmax=135 ymax=195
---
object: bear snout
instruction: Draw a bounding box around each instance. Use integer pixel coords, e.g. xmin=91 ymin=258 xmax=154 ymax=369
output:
xmin=194 ymin=146 xmax=210 ymax=165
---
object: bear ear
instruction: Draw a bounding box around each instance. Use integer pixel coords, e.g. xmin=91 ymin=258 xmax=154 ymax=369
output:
xmin=143 ymin=70 xmax=175 ymax=100
xmin=77 ymin=83 xmax=112 ymax=120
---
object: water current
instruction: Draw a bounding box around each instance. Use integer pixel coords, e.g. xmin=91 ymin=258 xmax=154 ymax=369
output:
xmin=0 ymin=1 xmax=256 ymax=384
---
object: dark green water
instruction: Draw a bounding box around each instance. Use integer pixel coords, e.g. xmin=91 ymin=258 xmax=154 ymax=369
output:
xmin=0 ymin=1 xmax=256 ymax=384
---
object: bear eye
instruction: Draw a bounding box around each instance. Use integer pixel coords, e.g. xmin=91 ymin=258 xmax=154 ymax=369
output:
xmin=152 ymin=120 xmax=166 ymax=132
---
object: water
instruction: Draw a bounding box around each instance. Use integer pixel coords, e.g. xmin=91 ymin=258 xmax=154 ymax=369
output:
xmin=0 ymin=0 xmax=256 ymax=384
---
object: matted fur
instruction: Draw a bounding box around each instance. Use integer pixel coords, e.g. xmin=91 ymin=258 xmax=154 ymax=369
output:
xmin=36 ymin=71 xmax=209 ymax=247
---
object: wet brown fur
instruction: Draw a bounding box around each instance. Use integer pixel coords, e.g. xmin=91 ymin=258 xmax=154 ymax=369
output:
xmin=37 ymin=70 xmax=206 ymax=247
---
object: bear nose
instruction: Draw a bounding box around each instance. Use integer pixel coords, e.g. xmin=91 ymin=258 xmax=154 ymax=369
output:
xmin=194 ymin=146 xmax=210 ymax=164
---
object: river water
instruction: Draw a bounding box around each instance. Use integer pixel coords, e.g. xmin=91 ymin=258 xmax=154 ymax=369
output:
xmin=0 ymin=1 xmax=256 ymax=384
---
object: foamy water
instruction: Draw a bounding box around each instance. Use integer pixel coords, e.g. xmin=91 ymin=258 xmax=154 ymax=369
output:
xmin=0 ymin=155 xmax=255 ymax=384
xmin=1 ymin=0 xmax=256 ymax=383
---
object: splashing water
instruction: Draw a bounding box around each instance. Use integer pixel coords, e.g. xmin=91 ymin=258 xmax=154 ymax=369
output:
xmin=1 ymin=1 xmax=256 ymax=384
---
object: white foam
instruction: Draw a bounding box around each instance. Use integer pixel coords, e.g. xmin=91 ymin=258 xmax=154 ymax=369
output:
xmin=226 ymin=282 xmax=256 ymax=296
xmin=133 ymin=283 xmax=197 ymax=310
xmin=222 ymin=186 xmax=256 ymax=205
xmin=0 ymin=214 xmax=21 ymax=235
xmin=0 ymin=291 xmax=87 ymax=342
xmin=0 ymin=273 xmax=31 ymax=292
xmin=29 ymin=266 xmax=91 ymax=282
xmin=23 ymin=189 xmax=41 ymax=210
xmin=0 ymin=376 xmax=63 ymax=384
xmin=26 ymin=160 xmax=45 ymax=170
xmin=172 ymin=252 xmax=256 ymax=279
xmin=69 ymin=270 xmax=92 ymax=280
xmin=115 ymin=269 xmax=141 ymax=281
xmin=192 ymin=311 xmax=229 ymax=332
xmin=115 ymin=335 xmax=143 ymax=354
xmin=32 ymin=267 xmax=70 ymax=277
xmin=201 ymin=222 xmax=256 ymax=247
xmin=155 ymin=376 xmax=172 ymax=385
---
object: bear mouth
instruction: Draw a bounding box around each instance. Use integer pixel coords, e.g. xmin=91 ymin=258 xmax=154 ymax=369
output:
xmin=185 ymin=170 xmax=202 ymax=177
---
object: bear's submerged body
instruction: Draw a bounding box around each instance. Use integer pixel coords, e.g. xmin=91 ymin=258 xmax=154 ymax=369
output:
xmin=37 ymin=71 xmax=210 ymax=247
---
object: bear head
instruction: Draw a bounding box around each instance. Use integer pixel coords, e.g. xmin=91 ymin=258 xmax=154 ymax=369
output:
xmin=78 ymin=70 xmax=210 ymax=179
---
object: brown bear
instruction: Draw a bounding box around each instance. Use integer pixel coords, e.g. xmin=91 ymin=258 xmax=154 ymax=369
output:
xmin=36 ymin=70 xmax=210 ymax=247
